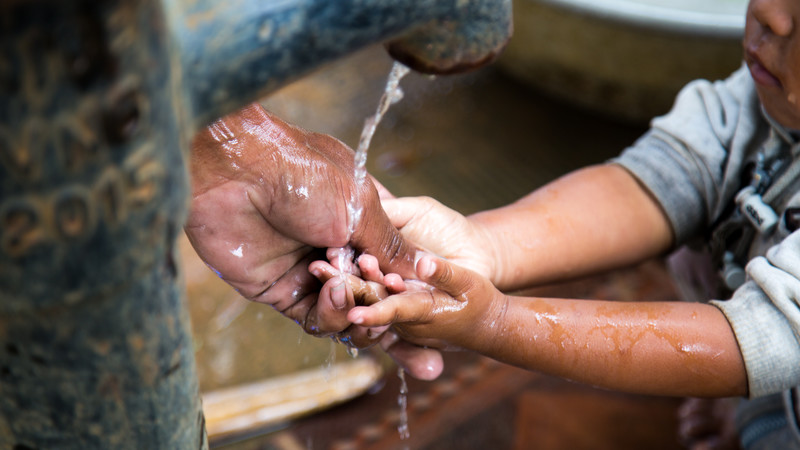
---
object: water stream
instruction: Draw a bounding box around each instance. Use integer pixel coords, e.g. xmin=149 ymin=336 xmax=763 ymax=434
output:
xmin=397 ymin=367 xmax=410 ymax=441
xmin=346 ymin=61 xmax=411 ymax=237
xmin=330 ymin=61 xmax=411 ymax=364
xmin=349 ymin=61 xmax=412 ymax=442
xmin=331 ymin=61 xmax=411 ymax=366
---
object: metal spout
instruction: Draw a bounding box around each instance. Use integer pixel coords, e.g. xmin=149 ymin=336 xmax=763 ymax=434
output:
xmin=167 ymin=0 xmax=512 ymax=131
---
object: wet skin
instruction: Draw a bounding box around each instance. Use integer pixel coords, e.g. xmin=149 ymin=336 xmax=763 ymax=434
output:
xmin=186 ymin=103 xmax=443 ymax=380
xmin=317 ymin=252 xmax=746 ymax=398
xmin=315 ymin=0 xmax=800 ymax=397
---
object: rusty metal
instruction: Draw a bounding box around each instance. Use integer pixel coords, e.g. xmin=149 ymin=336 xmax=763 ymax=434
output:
xmin=0 ymin=0 xmax=511 ymax=447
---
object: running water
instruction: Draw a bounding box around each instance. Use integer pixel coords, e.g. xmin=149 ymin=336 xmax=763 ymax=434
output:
xmin=397 ymin=367 xmax=410 ymax=441
xmin=347 ymin=63 xmax=413 ymax=442
xmin=347 ymin=61 xmax=411 ymax=237
xmin=329 ymin=62 xmax=411 ymax=366
xmin=366 ymin=64 xmax=412 ymax=443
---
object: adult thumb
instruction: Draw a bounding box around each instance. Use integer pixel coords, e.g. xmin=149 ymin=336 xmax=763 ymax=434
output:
xmin=351 ymin=205 xmax=418 ymax=279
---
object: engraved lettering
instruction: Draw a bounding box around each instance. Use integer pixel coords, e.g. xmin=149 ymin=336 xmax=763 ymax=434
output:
xmin=95 ymin=166 xmax=127 ymax=227
xmin=0 ymin=120 xmax=45 ymax=182
xmin=55 ymin=119 xmax=98 ymax=173
xmin=1 ymin=199 xmax=42 ymax=257
xmin=54 ymin=187 xmax=94 ymax=239
xmin=124 ymin=145 xmax=163 ymax=208
xmin=0 ymin=143 xmax=165 ymax=258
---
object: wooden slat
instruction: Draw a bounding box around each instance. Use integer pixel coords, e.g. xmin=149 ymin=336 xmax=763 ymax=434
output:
xmin=202 ymin=358 xmax=383 ymax=442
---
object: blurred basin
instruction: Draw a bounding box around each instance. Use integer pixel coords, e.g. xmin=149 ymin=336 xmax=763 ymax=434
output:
xmin=498 ymin=0 xmax=748 ymax=122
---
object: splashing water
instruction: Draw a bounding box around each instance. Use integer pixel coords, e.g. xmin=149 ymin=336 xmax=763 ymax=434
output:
xmin=347 ymin=61 xmax=411 ymax=237
xmin=336 ymin=64 xmax=413 ymax=442
xmin=324 ymin=340 xmax=338 ymax=381
xmin=335 ymin=63 xmax=410 ymax=362
xmin=397 ymin=367 xmax=410 ymax=440
xmin=336 ymin=62 xmax=411 ymax=306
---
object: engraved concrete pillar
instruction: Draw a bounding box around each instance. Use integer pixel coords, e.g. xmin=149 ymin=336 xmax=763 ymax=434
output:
xmin=0 ymin=0 xmax=511 ymax=447
xmin=0 ymin=1 xmax=205 ymax=448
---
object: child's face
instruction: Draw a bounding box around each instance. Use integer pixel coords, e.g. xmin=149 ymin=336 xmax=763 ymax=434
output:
xmin=744 ymin=0 xmax=800 ymax=129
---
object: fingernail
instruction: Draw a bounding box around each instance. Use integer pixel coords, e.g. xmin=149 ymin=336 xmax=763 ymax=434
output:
xmin=350 ymin=311 xmax=364 ymax=325
xmin=414 ymin=251 xmax=425 ymax=269
xmin=418 ymin=256 xmax=436 ymax=278
xmin=331 ymin=280 xmax=346 ymax=309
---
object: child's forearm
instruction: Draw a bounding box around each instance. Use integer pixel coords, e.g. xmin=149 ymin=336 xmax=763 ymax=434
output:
xmin=463 ymin=296 xmax=748 ymax=398
xmin=469 ymin=164 xmax=674 ymax=291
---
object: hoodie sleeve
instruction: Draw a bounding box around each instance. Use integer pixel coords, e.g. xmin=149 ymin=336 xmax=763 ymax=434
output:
xmin=613 ymin=65 xmax=763 ymax=245
xmin=711 ymin=230 xmax=800 ymax=397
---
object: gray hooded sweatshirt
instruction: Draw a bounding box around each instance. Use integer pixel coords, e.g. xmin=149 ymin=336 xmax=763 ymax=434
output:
xmin=615 ymin=64 xmax=800 ymax=399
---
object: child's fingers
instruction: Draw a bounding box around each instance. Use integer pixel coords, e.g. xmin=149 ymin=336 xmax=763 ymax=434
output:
xmin=357 ymin=255 xmax=408 ymax=294
xmin=308 ymin=260 xmax=388 ymax=306
xmin=366 ymin=325 xmax=391 ymax=340
xmin=383 ymin=273 xmax=406 ymax=293
xmin=308 ymin=260 xmax=341 ymax=283
xmin=347 ymin=291 xmax=433 ymax=327
xmin=381 ymin=333 xmax=444 ymax=381
xmin=307 ymin=277 xmax=355 ymax=334
xmin=370 ymin=176 xmax=396 ymax=200
xmin=356 ymin=254 xmax=384 ymax=283
xmin=415 ymin=253 xmax=473 ymax=297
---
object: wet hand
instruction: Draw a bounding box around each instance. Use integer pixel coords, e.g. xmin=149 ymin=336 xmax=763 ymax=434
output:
xmin=185 ymin=103 xmax=442 ymax=379
xmin=381 ymin=196 xmax=495 ymax=281
xmin=186 ymin=103 xmax=416 ymax=312
xmin=348 ymin=253 xmax=508 ymax=351
xmin=310 ymin=256 xmax=444 ymax=379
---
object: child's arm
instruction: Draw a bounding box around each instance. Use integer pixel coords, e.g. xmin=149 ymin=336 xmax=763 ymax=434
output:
xmin=383 ymin=164 xmax=674 ymax=292
xmin=349 ymin=254 xmax=748 ymax=398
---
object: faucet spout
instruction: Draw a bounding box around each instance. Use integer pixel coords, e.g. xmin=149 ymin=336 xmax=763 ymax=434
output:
xmin=167 ymin=0 xmax=513 ymax=133
xmin=388 ymin=0 xmax=513 ymax=75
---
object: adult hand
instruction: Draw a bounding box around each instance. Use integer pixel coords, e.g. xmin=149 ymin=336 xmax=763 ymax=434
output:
xmin=185 ymin=103 xmax=443 ymax=379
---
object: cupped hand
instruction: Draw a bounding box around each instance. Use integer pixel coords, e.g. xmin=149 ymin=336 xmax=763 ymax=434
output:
xmin=309 ymin=256 xmax=444 ymax=379
xmin=381 ymin=196 xmax=496 ymax=281
xmin=347 ymin=253 xmax=509 ymax=351
xmin=185 ymin=103 xmax=443 ymax=378
xmin=186 ymin=103 xmax=414 ymax=310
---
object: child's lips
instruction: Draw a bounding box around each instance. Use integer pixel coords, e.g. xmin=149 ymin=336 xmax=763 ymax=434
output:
xmin=747 ymin=52 xmax=782 ymax=88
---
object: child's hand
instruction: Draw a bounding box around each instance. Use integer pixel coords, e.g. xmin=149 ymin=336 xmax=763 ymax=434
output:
xmin=347 ymin=253 xmax=508 ymax=351
xmin=381 ymin=197 xmax=495 ymax=281
xmin=306 ymin=256 xmax=390 ymax=348
xmin=310 ymin=253 xmax=447 ymax=380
